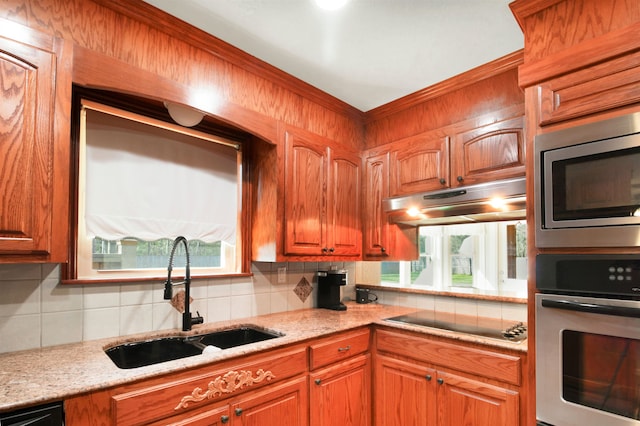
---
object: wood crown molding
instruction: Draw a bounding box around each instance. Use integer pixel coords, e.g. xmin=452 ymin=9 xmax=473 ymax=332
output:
xmin=508 ymin=0 xmax=565 ymax=32
xmin=91 ymin=0 xmax=365 ymax=121
xmin=518 ymin=21 xmax=640 ymax=88
xmin=365 ymin=49 xmax=524 ymax=122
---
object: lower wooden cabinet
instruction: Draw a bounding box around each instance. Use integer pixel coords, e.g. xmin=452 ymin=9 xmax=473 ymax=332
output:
xmin=374 ymin=355 xmax=436 ymax=426
xmin=310 ymin=354 xmax=370 ymax=426
xmin=309 ymin=328 xmax=371 ymax=426
xmin=64 ymin=326 xmax=526 ymax=426
xmin=374 ymin=327 xmax=526 ymax=426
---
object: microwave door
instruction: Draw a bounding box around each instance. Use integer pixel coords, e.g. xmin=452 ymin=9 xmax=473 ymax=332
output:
xmin=544 ymin=136 xmax=640 ymax=229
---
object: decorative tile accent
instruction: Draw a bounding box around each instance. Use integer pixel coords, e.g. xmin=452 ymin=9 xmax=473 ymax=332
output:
xmin=171 ymin=290 xmax=192 ymax=313
xmin=293 ymin=277 xmax=313 ymax=303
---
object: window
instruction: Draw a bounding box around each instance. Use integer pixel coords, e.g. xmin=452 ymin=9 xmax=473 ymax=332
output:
xmin=381 ymin=220 xmax=527 ymax=295
xmin=76 ymin=100 xmax=242 ymax=280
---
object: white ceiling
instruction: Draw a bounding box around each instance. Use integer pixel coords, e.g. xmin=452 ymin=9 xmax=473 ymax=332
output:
xmin=142 ymin=0 xmax=523 ymax=112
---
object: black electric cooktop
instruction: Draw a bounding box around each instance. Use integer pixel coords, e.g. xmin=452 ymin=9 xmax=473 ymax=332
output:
xmin=384 ymin=310 xmax=527 ymax=343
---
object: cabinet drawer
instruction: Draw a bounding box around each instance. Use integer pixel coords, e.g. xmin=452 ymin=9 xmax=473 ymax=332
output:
xmin=376 ymin=328 xmax=521 ymax=385
xmin=538 ymin=50 xmax=640 ymax=126
xmin=310 ymin=328 xmax=370 ymax=370
xmin=112 ymin=346 xmax=307 ymax=426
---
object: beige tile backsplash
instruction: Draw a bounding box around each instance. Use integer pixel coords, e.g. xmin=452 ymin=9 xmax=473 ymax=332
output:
xmin=0 ymin=261 xmax=525 ymax=354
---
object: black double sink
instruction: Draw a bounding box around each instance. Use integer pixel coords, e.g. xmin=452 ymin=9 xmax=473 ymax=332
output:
xmin=105 ymin=326 xmax=282 ymax=369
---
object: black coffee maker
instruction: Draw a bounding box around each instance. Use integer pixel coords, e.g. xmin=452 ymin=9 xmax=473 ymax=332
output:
xmin=317 ymin=270 xmax=347 ymax=311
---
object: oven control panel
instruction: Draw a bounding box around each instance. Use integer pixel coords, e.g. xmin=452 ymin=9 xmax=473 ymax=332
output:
xmin=537 ymin=254 xmax=640 ymax=297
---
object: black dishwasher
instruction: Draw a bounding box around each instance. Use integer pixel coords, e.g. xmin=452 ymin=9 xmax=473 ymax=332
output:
xmin=0 ymin=401 xmax=63 ymax=425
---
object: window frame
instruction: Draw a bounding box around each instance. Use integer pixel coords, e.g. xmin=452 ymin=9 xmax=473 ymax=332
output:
xmin=64 ymin=87 xmax=252 ymax=283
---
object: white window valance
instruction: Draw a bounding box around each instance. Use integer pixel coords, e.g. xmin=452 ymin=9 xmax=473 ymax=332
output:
xmin=81 ymin=103 xmax=240 ymax=245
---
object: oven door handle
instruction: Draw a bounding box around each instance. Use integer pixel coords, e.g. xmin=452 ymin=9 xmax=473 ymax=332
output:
xmin=541 ymin=298 xmax=640 ymax=318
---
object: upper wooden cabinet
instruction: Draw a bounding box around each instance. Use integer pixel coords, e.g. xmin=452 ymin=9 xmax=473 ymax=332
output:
xmin=449 ymin=115 xmax=525 ymax=187
xmin=282 ymin=125 xmax=361 ymax=258
xmin=362 ymin=149 xmax=418 ymax=260
xmin=389 ymin=134 xmax=449 ymax=195
xmin=0 ymin=19 xmax=70 ymax=263
xmin=388 ymin=115 xmax=524 ymax=195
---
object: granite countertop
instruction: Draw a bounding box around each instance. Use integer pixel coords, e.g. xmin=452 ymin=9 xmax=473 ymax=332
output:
xmin=0 ymin=302 xmax=527 ymax=412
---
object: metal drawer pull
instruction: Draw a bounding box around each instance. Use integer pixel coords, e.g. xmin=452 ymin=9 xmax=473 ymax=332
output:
xmin=235 ymin=408 xmax=243 ymax=416
xmin=221 ymin=415 xmax=230 ymax=423
xmin=315 ymin=379 xmax=322 ymax=385
xmin=425 ymin=374 xmax=432 ymax=381
xmin=338 ymin=345 xmax=351 ymax=352
xmin=437 ymin=378 xmax=444 ymax=385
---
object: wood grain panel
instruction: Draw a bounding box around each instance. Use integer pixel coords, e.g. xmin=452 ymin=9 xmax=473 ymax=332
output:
xmin=389 ymin=134 xmax=450 ymax=195
xmin=376 ymin=328 xmax=522 ymax=386
xmin=538 ymin=49 xmax=640 ymax=125
xmin=510 ymin=0 xmax=640 ymax=63
xmin=0 ymin=0 xmax=363 ymax=148
xmin=112 ymin=347 xmax=307 ymax=426
xmin=310 ymin=328 xmax=370 ymax=370
xmin=374 ymin=355 xmax=437 ymax=426
xmin=450 ymin=116 xmax=524 ymax=186
xmin=365 ymin=63 xmax=524 ymax=149
xmin=0 ymin=19 xmax=70 ymax=262
xmin=309 ymin=354 xmax=369 ymax=426
xmin=329 ymin=150 xmax=362 ymax=256
xmin=438 ymin=371 xmax=519 ymax=426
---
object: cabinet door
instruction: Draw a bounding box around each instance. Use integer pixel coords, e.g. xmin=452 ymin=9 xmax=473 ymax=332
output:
xmin=389 ymin=134 xmax=449 ymax=195
xmin=0 ymin=22 xmax=69 ymax=261
xmin=374 ymin=355 xmax=436 ymax=426
xmin=233 ymin=376 xmax=308 ymax=426
xmin=437 ymin=371 xmax=519 ymax=426
xmin=327 ymin=149 xmax=361 ymax=256
xmin=362 ymin=151 xmax=418 ymax=261
xmin=310 ymin=354 xmax=370 ymax=426
xmin=362 ymin=152 xmax=389 ymax=258
xmin=283 ymin=129 xmax=328 ymax=256
xmin=450 ymin=116 xmax=524 ymax=187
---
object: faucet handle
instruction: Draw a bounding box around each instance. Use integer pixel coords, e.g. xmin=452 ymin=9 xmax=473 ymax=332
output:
xmin=192 ymin=311 xmax=204 ymax=326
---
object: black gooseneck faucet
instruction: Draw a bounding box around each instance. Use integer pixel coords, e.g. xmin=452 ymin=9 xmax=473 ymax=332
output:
xmin=163 ymin=236 xmax=204 ymax=331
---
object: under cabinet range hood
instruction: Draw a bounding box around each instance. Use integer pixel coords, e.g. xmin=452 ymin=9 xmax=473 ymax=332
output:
xmin=383 ymin=177 xmax=526 ymax=226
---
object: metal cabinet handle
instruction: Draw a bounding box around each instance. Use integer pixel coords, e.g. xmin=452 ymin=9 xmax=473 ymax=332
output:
xmin=338 ymin=345 xmax=351 ymax=352
xmin=221 ymin=415 xmax=230 ymax=423
xmin=235 ymin=408 xmax=243 ymax=416
xmin=315 ymin=379 xmax=322 ymax=385
xmin=322 ymin=247 xmax=328 ymax=253
xmin=380 ymin=247 xmax=386 ymax=253
xmin=439 ymin=178 xmax=446 ymax=185
xmin=437 ymin=378 xmax=444 ymax=385
xmin=329 ymin=247 xmax=335 ymax=253
xmin=456 ymin=176 xmax=464 ymax=183
xmin=425 ymin=374 xmax=432 ymax=381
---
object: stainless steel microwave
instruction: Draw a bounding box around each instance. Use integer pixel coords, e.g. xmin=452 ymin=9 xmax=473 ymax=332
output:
xmin=534 ymin=112 xmax=640 ymax=248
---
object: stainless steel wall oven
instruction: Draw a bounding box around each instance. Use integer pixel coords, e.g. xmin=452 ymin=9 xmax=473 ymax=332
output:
xmin=536 ymin=254 xmax=640 ymax=426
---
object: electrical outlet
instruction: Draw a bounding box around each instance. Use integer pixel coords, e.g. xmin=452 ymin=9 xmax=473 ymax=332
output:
xmin=277 ymin=266 xmax=287 ymax=283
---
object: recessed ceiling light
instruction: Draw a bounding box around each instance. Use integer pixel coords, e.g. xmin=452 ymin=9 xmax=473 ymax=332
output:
xmin=314 ymin=0 xmax=348 ymax=11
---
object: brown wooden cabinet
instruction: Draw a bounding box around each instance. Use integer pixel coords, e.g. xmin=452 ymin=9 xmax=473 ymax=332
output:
xmin=282 ymin=125 xmax=361 ymax=258
xmin=374 ymin=327 xmax=526 ymax=426
xmin=65 ymin=346 xmax=308 ymax=426
xmin=309 ymin=328 xmax=371 ymax=426
xmin=0 ymin=19 xmax=70 ymax=263
xmin=362 ymin=150 xmax=418 ymax=260
xmin=375 ymin=355 xmax=437 ymax=426
xmin=449 ymin=115 xmax=524 ymax=187
xmin=389 ymin=134 xmax=450 ymax=196
xmin=386 ymin=114 xmax=524 ymax=194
